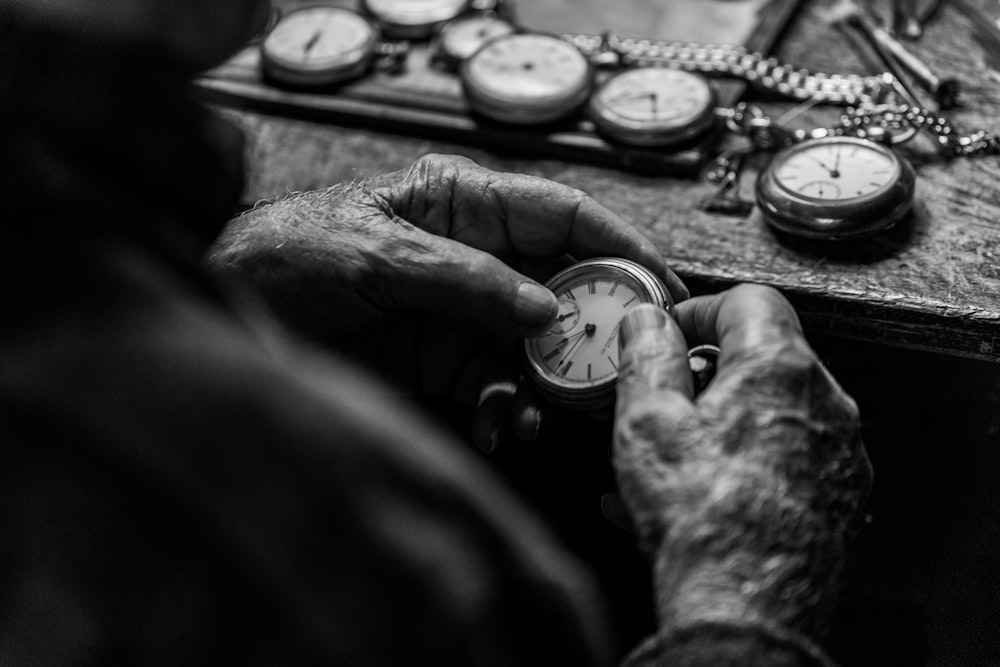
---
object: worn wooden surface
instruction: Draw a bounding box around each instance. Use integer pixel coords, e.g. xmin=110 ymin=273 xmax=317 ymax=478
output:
xmin=217 ymin=0 xmax=1000 ymax=362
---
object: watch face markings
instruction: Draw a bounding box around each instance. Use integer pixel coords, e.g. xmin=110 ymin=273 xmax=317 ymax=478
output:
xmin=587 ymin=363 xmax=592 ymax=379
xmin=608 ymin=282 xmax=618 ymax=296
xmin=608 ymin=355 xmax=618 ymax=371
xmin=588 ymin=279 xmax=596 ymax=294
xmin=564 ymin=289 xmax=577 ymax=301
xmin=622 ymin=295 xmax=638 ymax=308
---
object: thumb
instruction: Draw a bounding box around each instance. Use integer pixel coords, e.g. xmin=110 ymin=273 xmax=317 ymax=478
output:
xmin=388 ymin=233 xmax=558 ymax=337
xmin=616 ymin=304 xmax=695 ymax=405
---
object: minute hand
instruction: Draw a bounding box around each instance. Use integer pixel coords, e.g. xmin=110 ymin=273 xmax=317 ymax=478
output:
xmin=556 ymin=330 xmax=590 ymax=373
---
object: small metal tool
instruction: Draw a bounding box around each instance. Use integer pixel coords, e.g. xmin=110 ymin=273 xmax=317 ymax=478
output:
xmin=868 ymin=14 xmax=960 ymax=107
xmin=832 ymin=0 xmax=959 ymax=109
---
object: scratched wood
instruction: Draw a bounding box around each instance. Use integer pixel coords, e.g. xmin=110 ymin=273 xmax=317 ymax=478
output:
xmin=217 ymin=0 xmax=1000 ymax=362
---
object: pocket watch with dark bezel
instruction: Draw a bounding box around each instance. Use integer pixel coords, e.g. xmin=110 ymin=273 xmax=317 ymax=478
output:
xmin=755 ymin=135 xmax=916 ymax=240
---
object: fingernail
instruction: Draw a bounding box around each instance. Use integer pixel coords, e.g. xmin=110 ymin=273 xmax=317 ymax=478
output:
xmin=513 ymin=282 xmax=557 ymax=329
xmin=619 ymin=304 xmax=667 ymax=351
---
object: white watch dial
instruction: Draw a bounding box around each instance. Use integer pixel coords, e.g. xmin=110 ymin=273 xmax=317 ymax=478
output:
xmin=597 ymin=68 xmax=712 ymax=125
xmin=530 ymin=279 xmax=644 ymax=388
xmin=774 ymin=140 xmax=899 ymax=201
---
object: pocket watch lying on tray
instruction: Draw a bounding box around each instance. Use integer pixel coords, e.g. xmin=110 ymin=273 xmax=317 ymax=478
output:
xmin=588 ymin=67 xmax=718 ymax=148
xmin=460 ymin=32 xmax=594 ymax=124
xmin=260 ymin=6 xmax=408 ymax=86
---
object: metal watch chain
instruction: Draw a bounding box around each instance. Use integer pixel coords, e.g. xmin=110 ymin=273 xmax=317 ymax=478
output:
xmin=562 ymin=30 xmax=1000 ymax=157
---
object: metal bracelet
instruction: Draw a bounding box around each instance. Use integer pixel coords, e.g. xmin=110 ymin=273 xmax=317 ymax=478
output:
xmin=561 ymin=31 xmax=888 ymax=105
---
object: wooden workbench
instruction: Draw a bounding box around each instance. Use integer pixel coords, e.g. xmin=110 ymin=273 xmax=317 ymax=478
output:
xmin=213 ymin=0 xmax=1000 ymax=362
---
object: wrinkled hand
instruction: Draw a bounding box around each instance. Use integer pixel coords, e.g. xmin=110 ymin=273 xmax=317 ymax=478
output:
xmin=209 ymin=153 xmax=686 ymax=451
xmin=613 ymin=285 xmax=872 ymax=642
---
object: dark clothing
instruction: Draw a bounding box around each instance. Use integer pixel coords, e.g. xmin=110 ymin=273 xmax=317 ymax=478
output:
xmin=0 ymin=15 xmax=612 ymax=662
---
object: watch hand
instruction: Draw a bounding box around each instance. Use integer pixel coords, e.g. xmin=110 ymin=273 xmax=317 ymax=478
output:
xmin=556 ymin=323 xmax=597 ymax=372
xmin=608 ymin=91 xmax=656 ymax=105
xmin=302 ymin=30 xmax=322 ymax=55
xmin=806 ymin=154 xmax=837 ymax=177
xmin=831 ymin=148 xmax=842 ymax=178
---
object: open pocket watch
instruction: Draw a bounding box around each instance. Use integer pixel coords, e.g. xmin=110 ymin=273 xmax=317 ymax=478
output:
xmin=521 ymin=258 xmax=721 ymax=410
xmin=260 ymin=6 xmax=408 ymax=87
xmin=710 ymin=102 xmax=934 ymax=240
xmin=521 ymin=258 xmax=672 ymax=411
xmin=588 ymin=67 xmax=718 ymax=148
xmin=756 ymin=133 xmax=915 ymax=240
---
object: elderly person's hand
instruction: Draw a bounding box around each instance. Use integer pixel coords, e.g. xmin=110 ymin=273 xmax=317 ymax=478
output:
xmin=209 ymin=153 xmax=686 ymax=452
xmin=613 ymin=285 xmax=871 ymax=666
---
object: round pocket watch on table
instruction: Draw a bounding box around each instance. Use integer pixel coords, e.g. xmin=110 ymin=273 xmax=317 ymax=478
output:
xmin=460 ymin=32 xmax=594 ymax=124
xmin=588 ymin=67 xmax=719 ymax=148
xmin=521 ymin=258 xmax=673 ymax=411
xmin=429 ymin=11 xmax=516 ymax=70
xmin=360 ymin=0 xmax=472 ymax=40
xmin=755 ymin=134 xmax=916 ymax=240
xmin=260 ymin=6 xmax=393 ymax=87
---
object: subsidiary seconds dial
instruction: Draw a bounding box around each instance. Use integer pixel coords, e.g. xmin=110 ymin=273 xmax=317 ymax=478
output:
xmin=755 ymin=136 xmax=916 ymax=240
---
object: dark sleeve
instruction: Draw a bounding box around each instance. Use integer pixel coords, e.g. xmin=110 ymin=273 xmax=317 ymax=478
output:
xmin=0 ymin=314 xmax=615 ymax=666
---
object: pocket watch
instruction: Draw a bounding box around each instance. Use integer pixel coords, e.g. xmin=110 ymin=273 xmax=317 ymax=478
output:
xmin=461 ymin=32 xmax=593 ymax=124
xmin=429 ymin=12 xmax=516 ymax=70
xmin=588 ymin=67 xmax=718 ymax=148
xmin=360 ymin=0 xmax=472 ymax=40
xmin=522 ymin=258 xmax=674 ymax=411
xmin=755 ymin=135 xmax=916 ymax=240
xmin=260 ymin=6 xmax=382 ymax=87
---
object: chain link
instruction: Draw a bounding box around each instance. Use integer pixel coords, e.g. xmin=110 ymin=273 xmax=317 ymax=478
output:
xmin=561 ymin=32 xmax=888 ymax=106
